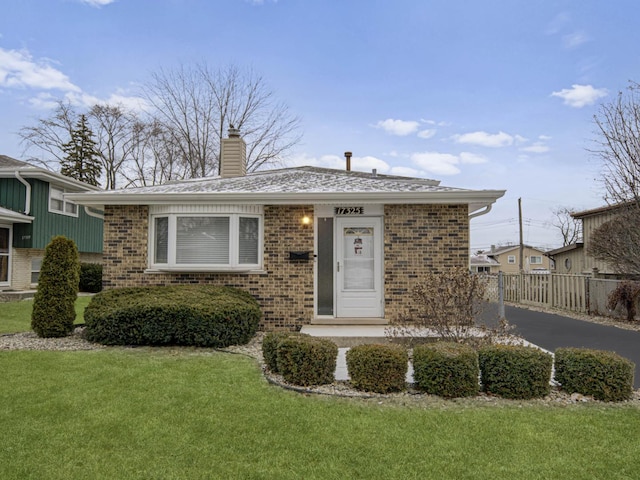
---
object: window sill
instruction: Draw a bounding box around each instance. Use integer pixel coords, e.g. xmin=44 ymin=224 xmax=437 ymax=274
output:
xmin=145 ymin=267 xmax=266 ymax=274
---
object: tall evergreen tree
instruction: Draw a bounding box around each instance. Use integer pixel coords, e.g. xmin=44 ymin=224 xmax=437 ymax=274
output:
xmin=61 ymin=114 xmax=101 ymax=186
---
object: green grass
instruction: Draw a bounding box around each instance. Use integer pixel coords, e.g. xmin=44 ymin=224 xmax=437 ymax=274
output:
xmin=0 ymin=296 xmax=92 ymax=334
xmin=1 ymin=348 xmax=640 ymax=479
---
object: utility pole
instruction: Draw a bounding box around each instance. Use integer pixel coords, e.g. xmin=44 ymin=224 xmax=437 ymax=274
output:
xmin=518 ymin=197 xmax=524 ymax=273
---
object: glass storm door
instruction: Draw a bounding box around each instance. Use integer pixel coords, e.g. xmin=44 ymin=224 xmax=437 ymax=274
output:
xmin=335 ymin=217 xmax=383 ymax=317
xmin=0 ymin=226 xmax=10 ymax=285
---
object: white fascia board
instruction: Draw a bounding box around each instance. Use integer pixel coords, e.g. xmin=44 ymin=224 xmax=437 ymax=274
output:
xmin=67 ymin=190 xmax=506 ymax=210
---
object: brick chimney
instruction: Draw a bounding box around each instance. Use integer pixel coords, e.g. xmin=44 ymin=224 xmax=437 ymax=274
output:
xmin=220 ymin=126 xmax=247 ymax=178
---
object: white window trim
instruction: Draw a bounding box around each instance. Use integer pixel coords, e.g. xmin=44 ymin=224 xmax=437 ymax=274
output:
xmin=149 ymin=212 xmax=263 ymax=272
xmin=530 ymin=255 xmax=543 ymax=265
xmin=0 ymin=224 xmax=11 ymax=286
xmin=507 ymin=255 xmax=516 ymax=264
xmin=49 ymin=186 xmax=78 ymax=217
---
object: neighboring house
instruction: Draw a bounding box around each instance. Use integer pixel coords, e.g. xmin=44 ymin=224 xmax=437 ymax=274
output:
xmin=483 ymin=244 xmax=551 ymax=274
xmin=470 ymin=253 xmax=500 ymax=274
xmin=0 ymin=155 xmax=103 ymax=291
xmin=547 ymin=203 xmax=627 ymax=276
xmin=68 ymin=130 xmax=505 ymax=330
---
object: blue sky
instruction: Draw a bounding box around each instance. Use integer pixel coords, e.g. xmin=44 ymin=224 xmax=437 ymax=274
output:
xmin=1 ymin=0 xmax=639 ymax=251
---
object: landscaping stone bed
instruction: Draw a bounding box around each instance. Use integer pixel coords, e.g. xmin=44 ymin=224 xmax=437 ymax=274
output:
xmin=2 ymin=328 xmax=639 ymax=407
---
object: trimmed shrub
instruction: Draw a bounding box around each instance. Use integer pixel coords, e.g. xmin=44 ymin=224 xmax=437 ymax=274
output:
xmin=346 ymin=344 xmax=408 ymax=393
xmin=84 ymin=285 xmax=261 ymax=347
xmin=276 ymin=336 xmax=338 ymax=386
xmin=262 ymin=331 xmax=309 ymax=373
xmin=31 ymin=236 xmax=80 ymax=338
xmin=79 ymin=263 xmax=103 ymax=293
xmin=554 ymin=348 xmax=634 ymax=402
xmin=479 ymin=345 xmax=553 ymax=399
xmin=413 ymin=342 xmax=479 ymax=398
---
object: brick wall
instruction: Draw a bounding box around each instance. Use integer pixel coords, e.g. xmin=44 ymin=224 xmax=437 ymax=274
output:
xmin=102 ymin=203 xmax=469 ymax=330
xmin=383 ymin=204 xmax=469 ymax=320
xmin=103 ymin=204 xmax=314 ymax=331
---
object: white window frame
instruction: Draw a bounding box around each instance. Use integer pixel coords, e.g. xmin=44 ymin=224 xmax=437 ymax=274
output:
xmin=49 ymin=186 xmax=78 ymax=217
xmin=149 ymin=212 xmax=263 ymax=272
xmin=0 ymin=224 xmax=11 ymax=286
xmin=530 ymin=255 xmax=543 ymax=265
xmin=507 ymin=255 xmax=516 ymax=264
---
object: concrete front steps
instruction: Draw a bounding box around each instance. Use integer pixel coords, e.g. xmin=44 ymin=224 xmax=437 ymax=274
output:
xmin=300 ymin=324 xmax=446 ymax=348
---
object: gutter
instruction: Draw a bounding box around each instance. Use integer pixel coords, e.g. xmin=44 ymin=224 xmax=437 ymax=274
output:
xmin=468 ymin=203 xmax=492 ymax=219
xmin=84 ymin=206 xmax=104 ymax=220
xmin=14 ymin=171 xmax=31 ymax=215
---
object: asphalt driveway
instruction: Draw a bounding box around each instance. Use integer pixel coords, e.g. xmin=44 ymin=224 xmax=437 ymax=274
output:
xmin=498 ymin=304 xmax=640 ymax=388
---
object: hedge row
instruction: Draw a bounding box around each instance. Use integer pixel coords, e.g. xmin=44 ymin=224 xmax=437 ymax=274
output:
xmin=84 ymin=285 xmax=261 ymax=348
xmin=264 ymin=338 xmax=635 ymax=402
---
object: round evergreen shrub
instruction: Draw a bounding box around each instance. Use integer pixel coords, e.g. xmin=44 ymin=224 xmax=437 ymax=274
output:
xmin=554 ymin=347 xmax=634 ymax=402
xmin=276 ymin=336 xmax=338 ymax=386
xmin=413 ymin=342 xmax=479 ymax=398
xmin=79 ymin=263 xmax=103 ymax=293
xmin=84 ymin=285 xmax=261 ymax=347
xmin=346 ymin=344 xmax=408 ymax=393
xmin=262 ymin=331 xmax=310 ymax=373
xmin=31 ymin=236 xmax=80 ymax=338
xmin=478 ymin=344 xmax=553 ymax=399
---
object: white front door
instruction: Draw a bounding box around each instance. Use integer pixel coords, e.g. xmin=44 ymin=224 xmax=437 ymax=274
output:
xmin=336 ymin=217 xmax=383 ymax=317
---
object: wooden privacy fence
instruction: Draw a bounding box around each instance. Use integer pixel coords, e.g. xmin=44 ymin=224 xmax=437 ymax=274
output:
xmin=480 ymin=273 xmax=638 ymax=320
xmin=502 ymin=273 xmax=589 ymax=313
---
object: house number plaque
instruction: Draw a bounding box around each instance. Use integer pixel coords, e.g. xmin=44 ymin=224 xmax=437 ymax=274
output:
xmin=334 ymin=206 xmax=364 ymax=215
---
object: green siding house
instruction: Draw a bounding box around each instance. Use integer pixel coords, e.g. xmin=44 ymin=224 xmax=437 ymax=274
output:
xmin=0 ymin=155 xmax=103 ymax=291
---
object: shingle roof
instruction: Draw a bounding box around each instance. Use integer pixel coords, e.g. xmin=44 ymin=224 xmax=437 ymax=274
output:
xmin=67 ymin=165 xmax=506 ymax=213
xmin=100 ymin=166 xmax=453 ymax=195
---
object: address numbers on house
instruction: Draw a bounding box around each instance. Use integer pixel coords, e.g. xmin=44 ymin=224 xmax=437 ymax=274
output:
xmin=334 ymin=206 xmax=364 ymax=215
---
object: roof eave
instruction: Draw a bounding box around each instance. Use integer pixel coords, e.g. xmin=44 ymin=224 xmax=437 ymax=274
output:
xmin=0 ymin=167 xmax=101 ymax=192
xmin=67 ymin=190 xmax=506 ymax=212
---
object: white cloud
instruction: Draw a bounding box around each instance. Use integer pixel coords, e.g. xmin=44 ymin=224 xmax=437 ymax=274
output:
xmin=0 ymin=48 xmax=80 ymax=92
xmin=417 ymin=129 xmax=436 ymax=139
xmin=389 ymin=166 xmax=420 ymax=177
xmin=375 ymin=118 xmax=419 ymax=136
xmin=411 ymin=152 xmax=461 ymax=175
xmin=539 ymin=135 xmax=552 ymax=141
xmin=551 ymin=84 xmax=608 ymax=108
xmin=520 ymin=142 xmax=550 ymax=153
xmin=79 ymin=0 xmax=116 ymax=6
xmin=459 ymin=152 xmax=488 ymax=164
xmin=563 ymin=31 xmax=588 ymax=49
xmin=453 ymin=131 xmax=514 ymax=148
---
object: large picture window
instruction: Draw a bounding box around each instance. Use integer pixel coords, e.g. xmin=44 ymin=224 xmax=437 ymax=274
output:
xmin=49 ymin=186 xmax=78 ymax=216
xmin=150 ymin=213 xmax=262 ymax=271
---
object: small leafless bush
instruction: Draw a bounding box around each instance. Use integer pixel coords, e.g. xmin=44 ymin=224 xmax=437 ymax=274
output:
xmin=387 ymin=267 xmax=511 ymax=346
xmin=606 ymin=281 xmax=640 ymax=322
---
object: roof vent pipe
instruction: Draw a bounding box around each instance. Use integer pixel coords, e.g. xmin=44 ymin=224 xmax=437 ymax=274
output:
xmin=344 ymin=151 xmax=352 ymax=171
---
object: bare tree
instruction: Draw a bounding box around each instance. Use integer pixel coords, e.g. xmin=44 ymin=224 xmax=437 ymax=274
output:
xmin=589 ymin=81 xmax=640 ymax=274
xmin=19 ymin=100 xmax=79 ymax=169
xmin=89 ymin=104 xmax=144 ymax=189
xmin=143 ymin=63 xmax=301 ymax=178
xmin=592 ymin=81 xmax=640 ymax=208
xmin=551 ymin=207 xmax=582 ymax=246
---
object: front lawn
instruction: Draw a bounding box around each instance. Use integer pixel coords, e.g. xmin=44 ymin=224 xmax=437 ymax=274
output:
xmin=0 ymin=296 xmax=91 ymax=334
xmin=1 ymin=348 xmax=639 ymax=479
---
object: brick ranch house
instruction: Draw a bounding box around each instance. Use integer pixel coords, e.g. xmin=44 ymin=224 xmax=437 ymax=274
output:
xmin=69 ymin=130 xmax=505 ymax=331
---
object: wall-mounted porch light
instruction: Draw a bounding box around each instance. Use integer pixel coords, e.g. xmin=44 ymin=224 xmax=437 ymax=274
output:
xmin=301 ymin=214 xmax=312 ymax=226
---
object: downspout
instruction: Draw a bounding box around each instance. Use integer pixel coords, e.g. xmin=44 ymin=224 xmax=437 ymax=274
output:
xmin=14 ymin=171 xmax=31 ymax=215
xmin=468 ymin=203 xmax=492 ymax=219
